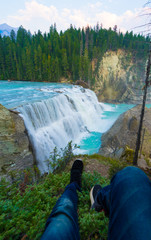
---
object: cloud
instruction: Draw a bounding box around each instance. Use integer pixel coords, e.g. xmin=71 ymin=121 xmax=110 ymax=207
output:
xmin=89 ymin=1 xmax=103 ymax=10
xmin=62 ymin=8 xmax=71 ymax=17
xmin=94 ymin=10 xmax=135 ymax=32
xmin=4 ymin=0 xmax=62 ymax=32
xmin=2 ymin=0 xmax=148 ymax=34
xmin=14 ymin=1 xmax=57 ymax=21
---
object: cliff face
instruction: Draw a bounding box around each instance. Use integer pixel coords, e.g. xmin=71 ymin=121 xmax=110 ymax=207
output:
xmin=99 ymin=105 xmax=151 ymax=160
xmin=94 ymin=50 xmax=150 ymax=103
xmin=0 ymin=104 xmax=34 ymax=175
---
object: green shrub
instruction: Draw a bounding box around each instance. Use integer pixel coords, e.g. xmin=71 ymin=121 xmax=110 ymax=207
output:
xmin=121 ymin=146 xmax=134 ymax=164
xmin=108 ymin=159 xmax=129 ymax=179
xmin=45 ymin=141 xmax=79 ymax=173
xmin=0 ymin=170 xmax=109 ymax=240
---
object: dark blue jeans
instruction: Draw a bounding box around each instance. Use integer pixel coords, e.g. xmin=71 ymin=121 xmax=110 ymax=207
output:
xmin=41 ymin=167 xmax=151 ymax=240
xmin=97 ymin=166 xmax=151 ymax=240
xmin=41 ymin=182 xmax=80 ymax=240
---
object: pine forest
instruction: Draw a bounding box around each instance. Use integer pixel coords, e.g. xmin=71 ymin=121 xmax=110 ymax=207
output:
xmin=0 ymin=24 xmax=150 ymax=85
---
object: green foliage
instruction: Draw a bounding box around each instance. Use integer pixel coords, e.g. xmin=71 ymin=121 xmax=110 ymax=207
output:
xmin=0 ymin=169 xmax=109 ymax=240
xmin=45 ymin=141 xmax=79 ymax=173
xmin=79 ymin=171 xmax=109 ymax=240
xmin=0 ymin=25 xmax=149 ymax=84
xmin=108 ymin=159 xmax=129 ymax=179
xmin=121 ymin=146 xmax=135 ymax=164
xmin=45 ymin=146 xmax=60 ymax=172
xmin=86 ymin=153 xmax=109 ymax=162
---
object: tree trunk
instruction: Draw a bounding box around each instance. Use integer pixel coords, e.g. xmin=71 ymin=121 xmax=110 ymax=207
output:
xmin=133 ymin=49 xmax=151 ymax=165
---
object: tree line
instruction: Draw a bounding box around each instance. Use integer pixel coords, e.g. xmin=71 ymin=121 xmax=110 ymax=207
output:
xmin=0 ymin=24 xmax=150 ymax=85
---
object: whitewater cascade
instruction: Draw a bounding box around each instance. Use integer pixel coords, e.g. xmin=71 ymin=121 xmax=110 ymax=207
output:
xmin=18 ymin=87 xmax=108 ymax=173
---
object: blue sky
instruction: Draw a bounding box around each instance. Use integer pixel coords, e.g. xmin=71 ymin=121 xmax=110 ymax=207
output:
xmin=1 ymin=0 xmax=150 ymax=34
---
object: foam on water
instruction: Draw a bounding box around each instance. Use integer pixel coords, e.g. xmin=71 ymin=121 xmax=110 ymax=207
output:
xmin=0 ymin=81 xmax=134 ymax=173
xmin=17 ymin=87 xmax=106 ymax=172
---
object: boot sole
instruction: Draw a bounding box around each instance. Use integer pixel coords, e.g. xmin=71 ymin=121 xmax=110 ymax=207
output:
xmin=90 ymin=186 xmax=95 ymax=206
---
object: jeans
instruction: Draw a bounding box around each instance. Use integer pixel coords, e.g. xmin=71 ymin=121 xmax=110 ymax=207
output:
xmin=97 ymin=166 xmax=151 ymax=240
xmin=41 ymin=182 xmax=80 ymax=240
xmin=41 ymin=167 xmax=151 ymax=240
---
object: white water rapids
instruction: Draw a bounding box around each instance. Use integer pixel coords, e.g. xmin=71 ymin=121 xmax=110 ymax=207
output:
xmin=0 ymin=81 xmax=135 ymax=173
xmin=18 ymin=86 xmax=112 ymax=173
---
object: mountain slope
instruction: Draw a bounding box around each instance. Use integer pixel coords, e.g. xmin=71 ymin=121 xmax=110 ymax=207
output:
xmin=0 ymin=23 xmax=18 ymax=37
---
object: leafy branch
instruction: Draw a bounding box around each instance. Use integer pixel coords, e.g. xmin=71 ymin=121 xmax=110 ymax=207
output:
xmin=45 ymin=141 xmax=80 ymax=173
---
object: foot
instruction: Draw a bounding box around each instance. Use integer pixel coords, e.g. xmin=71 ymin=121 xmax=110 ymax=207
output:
xmin=90 ymin=185 xmax=103 ymax=212
xmin=70 ymin=159 xmax=83 ymax=188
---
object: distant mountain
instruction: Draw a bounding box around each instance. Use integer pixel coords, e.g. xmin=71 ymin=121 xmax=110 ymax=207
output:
xmin=0 ymin=23 xmax=18 ymax=37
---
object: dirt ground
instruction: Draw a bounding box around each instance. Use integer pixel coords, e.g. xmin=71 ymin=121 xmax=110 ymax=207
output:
xmin=84 ymin=159 xmax=110 ymax=178
xmin=68 ymin=157 xmax=110 ymax=178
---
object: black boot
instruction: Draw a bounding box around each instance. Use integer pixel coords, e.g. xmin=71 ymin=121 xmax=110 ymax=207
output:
xmin=70 ymin=159 xmax=83 ymax=188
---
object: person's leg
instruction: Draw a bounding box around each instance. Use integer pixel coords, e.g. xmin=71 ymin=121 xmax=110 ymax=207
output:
xmin=41 ymin=159 xmax=83 ymax=240
xmin=41 ymin=182 xmax=80 ymax=240
xmin=90 ymin=184 xmax=111 ymax=216
xmin=108 ymin=166 xmax=151 ymax=240
xmin=92 ymin=166 xmax=151 ymax=240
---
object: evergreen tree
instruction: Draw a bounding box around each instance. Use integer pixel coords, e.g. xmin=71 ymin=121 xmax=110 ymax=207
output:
xmin=0 ymin=24 xmax=149 ymax=84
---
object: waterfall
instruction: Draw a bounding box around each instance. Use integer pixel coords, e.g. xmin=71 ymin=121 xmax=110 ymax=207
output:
xmin=0 ymin=81 xmax=136 ymax=174
xmin=18 ymin=86 xmax=104 ymax=173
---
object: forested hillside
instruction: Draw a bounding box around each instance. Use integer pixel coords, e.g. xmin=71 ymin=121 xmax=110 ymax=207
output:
xmin=0 ymin=24 xmax=150 ymax=86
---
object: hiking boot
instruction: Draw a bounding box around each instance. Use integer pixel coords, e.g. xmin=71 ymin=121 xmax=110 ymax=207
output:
xmin=70 ymin=159 xmax=83 ymax=188
xmin=90 ymin=184 xmax=103 ymax=212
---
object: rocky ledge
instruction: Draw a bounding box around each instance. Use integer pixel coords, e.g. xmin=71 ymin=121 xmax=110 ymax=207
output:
xmin=99 ymin=105 xmax=151 ymax=160
xmin=0 ymin=104 xmax=34 ymax=176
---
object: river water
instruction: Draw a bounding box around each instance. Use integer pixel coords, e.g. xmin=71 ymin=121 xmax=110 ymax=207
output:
xmin=0 ymin=80 xmax=135 ymax=172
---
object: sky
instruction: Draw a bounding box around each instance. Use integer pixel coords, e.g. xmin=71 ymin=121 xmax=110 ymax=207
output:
xmin=1 ymin=0 xmax=151 ymax=34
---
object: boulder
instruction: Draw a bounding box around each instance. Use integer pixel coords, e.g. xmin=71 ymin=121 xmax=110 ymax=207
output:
xmin=0 ymin=104 xmax=34 ymax=175
xmin=75 ymin=80 xmax=89 ymax=89
xmin=99 ymin=105 xmax=151 ymax=159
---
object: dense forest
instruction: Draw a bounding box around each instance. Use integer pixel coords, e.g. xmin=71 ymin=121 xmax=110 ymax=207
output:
xmin=0 ymin=24 xmax=150 ymax=85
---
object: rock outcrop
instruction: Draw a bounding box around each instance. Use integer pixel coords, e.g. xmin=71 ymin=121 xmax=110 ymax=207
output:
xmin=75 ymin=80 xmax=89 ymax=89
xmin=0 ymin=104 xmax=34 ymax=175
xmin=94 ymin=50 xmax=151 ymax=103
xmin=99 ymin=105 xmax=151 ymax=159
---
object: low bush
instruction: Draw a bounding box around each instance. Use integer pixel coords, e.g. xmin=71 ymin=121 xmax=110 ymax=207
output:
xmin=0 ymin=170 xmax=109 ymax=240
xmin=45 ymin=141 xmax=79 ymax=173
